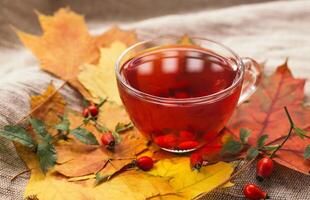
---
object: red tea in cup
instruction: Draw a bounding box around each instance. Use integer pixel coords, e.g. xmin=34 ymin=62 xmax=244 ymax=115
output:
xmin=116 ymin=37 xmax=260 ymax=153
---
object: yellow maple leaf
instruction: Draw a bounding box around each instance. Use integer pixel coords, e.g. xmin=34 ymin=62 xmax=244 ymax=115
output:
xmin=30 ymin=83 xmax=66 ymax=125
xmin=15 ymin=8 xmax=137 ymax=100
xmin=148 ymin=158 xmax=234 ymax=199
xmin=78 ymin=41 xmax=128 ymax=104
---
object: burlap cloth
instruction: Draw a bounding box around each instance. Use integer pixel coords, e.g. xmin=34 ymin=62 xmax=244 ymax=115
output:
xmin=0 ymin=0 xmax=309 ymax=199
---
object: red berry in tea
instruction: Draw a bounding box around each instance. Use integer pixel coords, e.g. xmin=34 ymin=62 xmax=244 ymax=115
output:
xmin=256 ymin=157 xmax=274 ymax=181
xmin=154 ymin=134 xmax=177 ymax=149
xmin=177 ymin=141 xmax=199 ymax=150
xmin=243 ymin=184 xmax=269 ymax=200
xmin=101 ymin=132 xmax=115 ymax=150
xmin=179 ymin=130 xmax=196 ymax=141
xmin=136 ymin=156 xmax=154 ymax=171
xmin=119 ymin=45 xmax=241 ymax=151
xmin=88 ymin=104 xmax=99 ymax=117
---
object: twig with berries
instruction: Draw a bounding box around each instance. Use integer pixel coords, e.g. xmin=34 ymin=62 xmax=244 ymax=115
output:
xmin=95 ymin=156 xmax=154 ymax=186
xmin=198 ymin=106 xmax=309 ymax=200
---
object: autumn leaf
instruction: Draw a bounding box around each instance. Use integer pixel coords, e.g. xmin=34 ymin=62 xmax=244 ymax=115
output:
xmin=15 ymin=8 xmax=137 ymax=100
xmin=94 ymin=26 xmax=138 ymax=47
xmin=148 ymin=158 xmax=234 ymax=199
xmin=30 ymin=83 xmax=66 ymax=125
xmin=78 ymin=41 xmax=128 ymax=104
xmin=226 ymin=61 xmax=310 ymax=174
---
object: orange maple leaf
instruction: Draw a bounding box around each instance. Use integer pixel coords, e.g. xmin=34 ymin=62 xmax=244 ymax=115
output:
xmin=15 ymin=8 xmax=137 ymax=99
xmin=227 ymin=61 xmax=310 ymax=174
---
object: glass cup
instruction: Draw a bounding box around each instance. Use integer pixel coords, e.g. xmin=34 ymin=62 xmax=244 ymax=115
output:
xmin=115 ymin=36 xmax=260 ymax=153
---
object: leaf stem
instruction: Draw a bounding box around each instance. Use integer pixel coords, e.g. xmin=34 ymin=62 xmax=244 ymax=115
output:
xmin=270 ymin=107 xmax=294 ymax=158
xmin=10 ymin=168 xmax=32 ymax=182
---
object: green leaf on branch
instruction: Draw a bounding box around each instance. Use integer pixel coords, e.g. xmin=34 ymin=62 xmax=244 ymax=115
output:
xmin=55 ymin=114 xmax=70 ymax=132
xmin=94 ymin=122 xmax=109 ymax=133
xmin=29 ymin=118 xmax=49 ymax=138
xmin=263 ymin=145 xmax=280 ymax=152
xmin=112 ymin=131 xmax=122 ymax=144
xmin=36 ymin=138 xmax=57 ymax=174
xmin=71 ymin=128 xmax=99 ymax=145
xmin=240 ymin=128 xmax=251 ymax=144
xmin=293 ymin=127 xmax=308 ymax=139
xmin=0 ymin=125 xmax=35 ymax=148
xmin=94 ymin=173 xmax=112 ymax=186
xmin=257 ymin=134 xmax=269 ymax=149
xmin=246 ymin=147 xmax=259 ymax=160
xmin=221 ymin=140 xmax=243 ymax=155
xmin=304 ymin=145 xmax=310 ymax=160
xmin=115 ymin=122 xmax=133 ymax=133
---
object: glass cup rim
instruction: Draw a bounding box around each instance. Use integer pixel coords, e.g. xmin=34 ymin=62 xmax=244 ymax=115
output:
xmin=115 ymin=35 xmax=245 ymax=104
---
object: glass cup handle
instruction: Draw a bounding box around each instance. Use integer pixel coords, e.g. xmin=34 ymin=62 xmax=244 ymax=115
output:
xmin=238 ymin=57 xmax=261 ymax=105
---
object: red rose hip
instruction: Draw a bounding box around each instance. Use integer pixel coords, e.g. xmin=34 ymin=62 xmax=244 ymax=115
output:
xmin=256 ymin=157 xmax=274 ymax=182
xmin=154 ymin=134 xmax=177 ymax=149
xmin=82 ymin=108 xmax=89 ymax=118
xmin=178 ymin=141 xmax=199 ymax=150
xmin=179 ymin=130 xmax=196 ymax=141
xmin=101 ymin=132 xmax=115 ymax=150
xmin=136 ymin=156 xmax=154 ymax=171
xmin=243 ymin=184 xmax=269 ymax=200
xmin=88 ymin=104 xmax=99 ymax=117
xmin=190 ymin=153 xmax=203 ymax=170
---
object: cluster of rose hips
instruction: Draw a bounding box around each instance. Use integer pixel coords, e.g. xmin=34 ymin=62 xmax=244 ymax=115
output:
xmin=82 ymin=103 xmax=154 ymax=171
xmin=83 ymin=103 xmax=273 ymax=199
xmin=242 ymin=156 xmax=273 ymax=200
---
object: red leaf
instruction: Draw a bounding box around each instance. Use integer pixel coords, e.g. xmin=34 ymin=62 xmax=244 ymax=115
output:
xmin=226 ymin=61 xmax=310 ymax=174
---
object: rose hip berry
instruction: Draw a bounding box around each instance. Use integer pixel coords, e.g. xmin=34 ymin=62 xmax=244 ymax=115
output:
xmin=177 ymin=141 xmax=199 ymax=150
xmin=136 ymin=156 xmax=154 ymax=171
xmin=256 ymin=157 xmax=274 ymax=182
xmin=101 ymin=132 xmax=115 ymax=150
xmin=82 ymin=108 xmax=89 ymax=118
xmin=190 ymin=153 xmax=203 ymax=170
xmin=179 ymin=130 xmax=196 ymax=141
xmin=88 ymin=104 xmax=99 ymax=117
xmin=243 ymin=184 xmax=269 ymax=200
xmin=154 ymin=134 xmax=177 ymax=149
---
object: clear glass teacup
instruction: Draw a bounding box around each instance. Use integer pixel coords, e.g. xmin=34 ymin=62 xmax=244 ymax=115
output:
xmin=115 ymin=36 xmax=260 ymax=153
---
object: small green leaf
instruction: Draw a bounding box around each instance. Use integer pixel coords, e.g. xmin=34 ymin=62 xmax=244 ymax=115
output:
xmin=94 ymin=122 xmax=110 ymax=133
xmin=55 ymin=114 xmax=70 ymax=132
xmin=304 ymin=145 xmax=310 ymax=160
xmin=246 ymin=147 xmax=259 ymax=160
xmin=263 ymin=145 xmax=280 ymax=152
xmin=0 ymin=125 xmax=35 ymax=148
xmin=115 ymin=122 xmax=133 ymax=133
xmin=94 ymin=173 xmax=112 ymax=186
xmin=29 ymin=118 xmax=48 ymax=138
xmin=239 ymin=128 xmax=251 ymax=144
xmin=221 ymin=140 xmax=243 ymax=155
xmin=257 ymin=134 xmax=269 ymax=148
xmin=112 ymin=131 xmax=122 ymax=144
xmin=71 ymin=128 xmax=99 ymax=145
xmin=36 ymin=139 xmax=57 ymax=174
xmin=294 ymin=127 xmax=308 ymax=139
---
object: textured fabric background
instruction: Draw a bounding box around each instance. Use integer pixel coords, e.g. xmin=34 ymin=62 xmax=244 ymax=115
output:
xmin=0 ymin=0 xmax=309 ymax=199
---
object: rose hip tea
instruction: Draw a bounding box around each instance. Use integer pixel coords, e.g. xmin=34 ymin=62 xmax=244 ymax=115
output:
xmin=117 ymin=45 xmax=243 ymax=152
